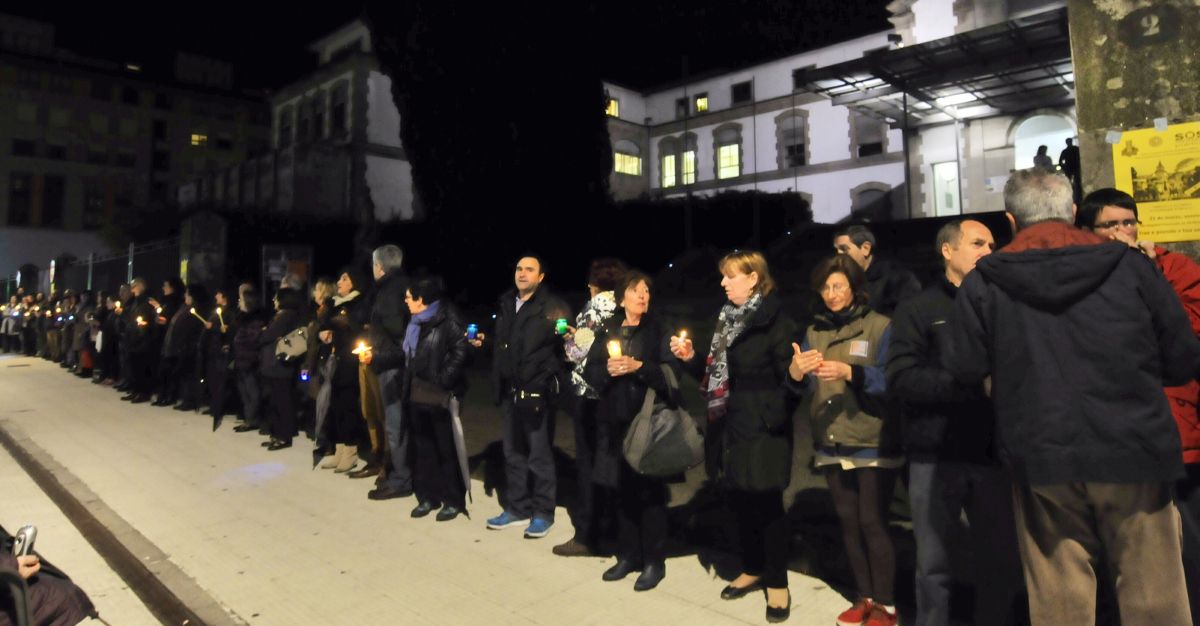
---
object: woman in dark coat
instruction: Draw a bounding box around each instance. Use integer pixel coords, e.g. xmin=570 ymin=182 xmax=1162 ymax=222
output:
xmin=258 ymin=288 xmax=303 ymax=450
xmin=169 ymin=284 xmax=211 ymax=411
xmin=583 ymin=270 xmax=674 ymax=592
xmin=201 ymin=289 xmax=235 ymax=420
xmin=670 ymin=250 xmax=799 ymax=623
xmin=316 ymin=270 xmax=369 ymax=470
xmin=368 ymin=275 xmax=470 ymax=520
xmin=232 ymin=288 xmax=269 ymax=433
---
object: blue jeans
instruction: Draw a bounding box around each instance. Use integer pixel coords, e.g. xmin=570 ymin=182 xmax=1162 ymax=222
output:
xmin=377 ymin=369 xmax=412 ymax=491
xmin=909 ymin=460 xmax=1024 ymax=626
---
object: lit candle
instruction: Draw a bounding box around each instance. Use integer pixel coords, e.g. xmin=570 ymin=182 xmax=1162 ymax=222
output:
xmin=156 ymin=307 xmax=163 ymax=314
xmin=607 ymin=340 xmax=622 ymax=359
xmin=215 ymin=307 xmax=225 ymax=330
xmin=136 ymin=316 xmax=147 ymax=327
xmin=678 ymin=330 xmax=688 ymax=342
xmin=351 ymin=341 xmax=370 ymax=355
xmin=190 ymin=307 xmax=206 ymax=322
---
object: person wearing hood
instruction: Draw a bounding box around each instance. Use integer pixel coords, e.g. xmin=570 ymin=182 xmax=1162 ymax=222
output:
xmin=365 ymin=275 xmax=470 ymax=520
xmin=946 ymin=168 xmax=1200 ymax=626
xmin=315 ymin=270 xmax=369 ymax=470
xmin=833 ymin=225 xmax=921 ymax=317
xmin=1076 ymin=187 xmax=1200 ymax=624
xmin=790 ymin=254 xmax=899 ymax=626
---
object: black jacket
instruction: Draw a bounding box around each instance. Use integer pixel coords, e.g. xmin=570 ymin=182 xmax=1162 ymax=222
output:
xmin=491 ymin=287 xmax=570 ymax=403
xmin=257 ymin=309 xmax=302 ymax=379
xmin=231 ymin=308 xmax=268 ymax=371
xmin=683 ymin=293 xmax=800 ymax=492
xmin=583 ymin=312 xmax=675 ymax=487
xmin=321 ymin=293 xmax=369 ymax=387
xmin=368 ymin=271 xmax=410 ymax=372
xmin=946 ymin=222 xmax=1200 ymax=485
xmin=375 ymin=301 xmax=470 ymax=399
xmin=162 ymin=306 xmax=204 ymax=357
xmin=865 ymin=256 xmax=921 ymax=317
xmin=121 ymin=294 xmax=159 ymax=354
xmin=886 ymin=277 xmax=995 ymax=464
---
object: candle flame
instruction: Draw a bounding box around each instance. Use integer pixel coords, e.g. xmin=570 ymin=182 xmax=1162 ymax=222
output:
xmin=607 ymin=340 xmax=622 ymax=359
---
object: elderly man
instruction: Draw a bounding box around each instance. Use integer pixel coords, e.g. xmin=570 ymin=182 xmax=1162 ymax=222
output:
xmin=833 ymin=224 xmax=921 ymax=316
xmin=887 ymin=220 xmax=1023 ymax=626
xmin=946 ymin=168 xmax=1200 ymax=625
xmin=363 ymin=244 xmax=414 ymax=498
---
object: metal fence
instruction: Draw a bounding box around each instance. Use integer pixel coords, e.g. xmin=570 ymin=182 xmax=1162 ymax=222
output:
xmin=2 ymin=237 xmax=181 ymax=298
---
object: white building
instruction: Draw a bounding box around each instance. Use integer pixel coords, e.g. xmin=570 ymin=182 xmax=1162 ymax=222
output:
xmin=603 ymin=0 xmax=1074 ymax=224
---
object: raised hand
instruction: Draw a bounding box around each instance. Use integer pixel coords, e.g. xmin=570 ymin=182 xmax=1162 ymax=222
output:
xmin=788 ymin=343 xmax=823 ymax=380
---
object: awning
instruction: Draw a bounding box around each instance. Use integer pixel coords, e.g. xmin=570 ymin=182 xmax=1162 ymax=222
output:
xmin=796 ymin=7 xmax=1073 ymax=128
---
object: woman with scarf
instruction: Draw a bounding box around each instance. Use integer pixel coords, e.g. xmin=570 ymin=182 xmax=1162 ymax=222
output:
xmin=584 ymin=270 xmax=674 ymax=591
xmin=317 ymin=270 xmax=369 ymax=470
xmin=669 ymin=250 xmax=799 ymax=623
xmin=305 ymin=278 xmax=336 ymax=463
xmin=364 ymin=276 xmax=470 ymax=520
xmin=789 ymin=255 xmax=898 ymax=626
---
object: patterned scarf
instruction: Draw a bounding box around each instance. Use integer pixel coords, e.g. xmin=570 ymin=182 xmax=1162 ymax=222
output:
xmin=702 ymin=292 xmax=763 ymax=422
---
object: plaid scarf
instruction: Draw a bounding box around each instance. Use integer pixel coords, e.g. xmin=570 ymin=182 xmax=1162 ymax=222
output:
xmin=702 ymin=293 xmax=763 ymax=422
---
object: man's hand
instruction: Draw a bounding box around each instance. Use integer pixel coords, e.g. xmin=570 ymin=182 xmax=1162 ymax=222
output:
xmin=788 ymin=343 xmax=823 ymax=381
xmin=16 ymin=554 xmax=39 ymax=580
xmin=669 ymin=335 xmax=695 ymax=362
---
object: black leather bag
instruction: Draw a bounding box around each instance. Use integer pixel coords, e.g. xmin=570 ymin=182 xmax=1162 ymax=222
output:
xmin=410 ymin=377 xmax=451 ymax=409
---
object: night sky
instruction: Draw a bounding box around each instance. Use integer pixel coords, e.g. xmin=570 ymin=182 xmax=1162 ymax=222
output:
xmin=13 ymin=1 xmax=891 ymax=92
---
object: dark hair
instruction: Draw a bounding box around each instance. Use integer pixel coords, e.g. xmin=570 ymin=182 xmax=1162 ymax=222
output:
xmin=409 ymin=275 xmax=446 ymax=304
xmin=1036 ymin=145 xmax=1048 ymax=155
xmin=240 ymin=290 xmax=262 ymax=313
xmin=516 ymin=253 xmax=547 ymax=276
xmin=338 ymin=267 xmax=366 ymax=293
xmin=618 ymin=270 xmax=652 ymax=299
xmin=186 ymin=283 xmax=211 ymax=308
xmin=935 ymin=220 xmax=965 ymax=262
xmin=811 ymin=255 xmax=869 ymax=307
xmin=587 ymin=258 xmax=627 ymax=292
xmin=163 ymin=277 xmax=184 ymax=295
xmin=833 ymin=224 xmax=876 ymax=248
xmin=1076 ymin=187 xmax=1138 ymax=230
xmin=274 ymin=287 xmax=303 ymax=311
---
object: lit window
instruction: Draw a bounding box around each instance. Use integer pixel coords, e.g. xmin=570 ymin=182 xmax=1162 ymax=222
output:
xmin=695 ymin=94 xmax=708 ymax=113
xmin=614 ymin=153 xmax=642 ymax=176
xmin=605 ymin=98 xmax=619 ymax=118
xmin=718 ymin=144 xmax=740 ymax=179
xmin=190 ymin=133 xmax=208 ymax=147
xmin=662 ymin=154 xmax=676 ymax=188
xmin=682 ymin=150 xmax=696 ymax=185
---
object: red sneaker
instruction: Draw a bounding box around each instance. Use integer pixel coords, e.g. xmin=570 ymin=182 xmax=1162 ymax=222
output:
xmin=863 ymin=605 xmax=897 ymax=626
xmin=836 ymin=599 xmax=873 ymax=626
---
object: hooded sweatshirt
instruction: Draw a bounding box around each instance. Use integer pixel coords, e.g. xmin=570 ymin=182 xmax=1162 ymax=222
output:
xmin=945 ymin=220 xmax=1200 ymax=485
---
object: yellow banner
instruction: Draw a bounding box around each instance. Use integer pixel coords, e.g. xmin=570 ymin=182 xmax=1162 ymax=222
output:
xmin=1113 ymin=121 xmax=1200 ymax=243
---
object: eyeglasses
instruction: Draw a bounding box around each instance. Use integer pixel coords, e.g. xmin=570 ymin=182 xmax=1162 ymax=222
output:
xmin=1093 ymin=219 xmax=1139 ymax=230
xmin=821 ymin=284 xmax=850 ymax=295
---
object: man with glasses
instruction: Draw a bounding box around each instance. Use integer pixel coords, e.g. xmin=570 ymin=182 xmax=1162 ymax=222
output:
xmin=1077 ymin=187 xmax=1200 ymax=624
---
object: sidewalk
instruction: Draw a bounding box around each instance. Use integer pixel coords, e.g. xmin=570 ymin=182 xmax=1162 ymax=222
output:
xmin=0 ymin=355 xmax=853 ymax=625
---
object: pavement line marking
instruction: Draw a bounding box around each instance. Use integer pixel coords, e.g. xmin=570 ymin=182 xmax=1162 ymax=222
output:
xmin=0 ymin=419 xmax=247 ymax=626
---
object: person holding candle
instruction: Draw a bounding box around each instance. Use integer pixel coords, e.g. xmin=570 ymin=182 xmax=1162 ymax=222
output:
xmin=120 ymin=278 xmax=160 ymax=404
xmin=791 ymin=254 xmax=899 ymax=626
xmin=669 ymin=250 xmax=799 ymax=623
xmin=583 ymin=270 xmax=676 ymax=591
xmin=202 ymin=289 xmax=236 ymax=422
xmin=362 ymin=244 xmax=412 ymax=491
xmin=158 ymin=284 xmax=210 ymax=411
xmin=555 ymin=257 xmax=627 ymax=558
xmin=258 ymin=288 xmax=304 ymax=450
xmin=315 ymin=270 xmax=369 ymax=468
xmin=148 ymin=277 xmax=184 ymax=403
xmin=232 ymin=286 xmax=269 ymax=433
xmin=97 ymin=294 xmax=122 ymax=386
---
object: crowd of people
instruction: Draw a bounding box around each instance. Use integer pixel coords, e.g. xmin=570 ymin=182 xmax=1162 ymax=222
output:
xmin=2 ymin=168 xmax=1197 ymax=626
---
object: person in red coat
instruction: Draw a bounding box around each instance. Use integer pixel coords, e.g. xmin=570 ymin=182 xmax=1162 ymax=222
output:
xmin=1078 ymin=187 xmax=1200 ymax=624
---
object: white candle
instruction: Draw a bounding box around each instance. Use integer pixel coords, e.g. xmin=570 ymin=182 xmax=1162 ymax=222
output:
xmin=607 ymin=340 xmax=622 ymax=359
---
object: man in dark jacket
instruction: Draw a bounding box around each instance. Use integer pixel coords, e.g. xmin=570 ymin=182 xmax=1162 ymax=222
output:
xmin=485 ymin=255 xmax=570 ymax=539
xmin=945 ymin=168 xmax=1200 ymax=626
xmin=120 ymin=278 xmax=159 ymax=404
xmin=887 ymin=219 xmax=1023 ymax=626
xmin=834 ymin=224 xmax=921 ymax=317
xmin=365 ymin=244 xmax=414 ymax=499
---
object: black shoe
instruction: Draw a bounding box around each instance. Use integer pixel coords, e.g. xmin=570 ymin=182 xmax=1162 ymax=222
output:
xmin=120 ymin=393 xmax=137 ymax=401
xmin=347 ymin=464 xmax=380 ymax=479
xmin=129 ymin=394 xmax=151 ymax=404
xmin=720 ymin=580 xmax=764 ymax=600
xmin=261 ymin=438 xmax=277 ymax=447
xmin=602 ymin=559 xmax=642 ymax=582
xmin=233 ymin=424 xmax=258 ymax=433
xmin=436 ymin=505 xmax=465 ymax=522
xmin=633 ymin=562 xmax=665 ymax=591
xmin=410 ymin=501 xmax=441 ymax=518
xmin=173 ymin=403 xmax=197 ymax=411
xmin=765 ymin=589 xmax=790 ymax=623
xmin=114 ymin=383 xmax=131 ymax=392
xmin=151 ymin=398 xmax=171 ymax=407
xmin=267 ymin=440 xmax=292 ymax=451
xmin=367 ymin=486 xmax=413 ymax=501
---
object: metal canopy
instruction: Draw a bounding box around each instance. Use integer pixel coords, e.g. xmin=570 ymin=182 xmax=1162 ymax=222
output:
xmin=796 ymin=7 xmax=1073 ymax=128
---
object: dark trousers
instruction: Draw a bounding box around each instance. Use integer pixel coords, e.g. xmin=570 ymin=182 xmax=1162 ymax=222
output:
xmin=729 ymin=489 xmax=790 ymax=589
xmin=826 ymin=466 xmax=898 ymax=605
xmin=909 ymin=460 xmax=1025 ymax=626
xmin=175 ymin=356 xmax=199 ymax=406
xmin=129 ymin=350 xmax=155 ymax=395
xmin=206 ymin=359 xmax=230 ymax=416
xmin=235 ymin=370 xmax=262 ymax=426
xmin=156 ymin=355 xmax=180 ymax=401
xmin=266 ymin=376 xmax=296 ymax=444
xmin=1180 ymin=464 xmax=1200 ymax=626
xmin=567 ymin=396 xmax=604 ymax=545
xmin=411 ymin=403 xmax=466 ymax=509
xmin=501 ymin=397 xmax=557 ymax=520
xmin=329 ymin=383 xmax=363 ymax=445
xmin=616 ymin=462 xmax=667 ymax=566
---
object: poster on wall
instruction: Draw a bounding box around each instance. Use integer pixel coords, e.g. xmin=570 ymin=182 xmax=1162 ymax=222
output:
xmin=1113 ymin=121 xmax=1200 ymax=242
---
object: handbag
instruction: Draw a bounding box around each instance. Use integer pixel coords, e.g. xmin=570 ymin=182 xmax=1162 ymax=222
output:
xmin=410 ymin=377 xmax=452 ymax=409
xmin=274 ymin=326 xmax=308 ymax=362
xmin=622 ymin=366 xmax=705 ymax=477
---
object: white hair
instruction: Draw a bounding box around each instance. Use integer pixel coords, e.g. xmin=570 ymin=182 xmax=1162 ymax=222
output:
xmin=1004 ymin=168 xmax=1074 ymax=229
